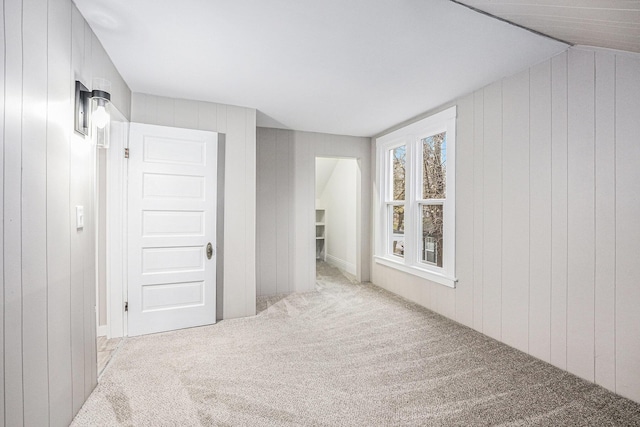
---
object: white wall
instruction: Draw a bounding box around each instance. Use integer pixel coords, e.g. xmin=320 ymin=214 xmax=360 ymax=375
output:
xmin=131 ymin=93 xmax=257 ymax=319
xmin=1 ymin=0 xmax=132 ymax=425
xmin=315 ymin=158 xmax=338 ymax=197
xmin=318 ymin=158 xmax=358 ymax=275
xmin=372 ymin=47 xmax=640 ymax=404
xmin=256 ymin=128 xmax=371 ymax=296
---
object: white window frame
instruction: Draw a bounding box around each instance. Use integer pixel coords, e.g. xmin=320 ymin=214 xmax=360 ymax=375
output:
xmin=374 ymin=106 xmax=457 ymax=288
xmin=385 ymin=143 xmax=408 ymax=260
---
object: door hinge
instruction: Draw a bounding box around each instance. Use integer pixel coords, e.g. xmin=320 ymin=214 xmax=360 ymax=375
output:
xmin=124 ymin=148 xmax=129 ymax=159
xmin=124 ymin=301 xmax=129 ymax=312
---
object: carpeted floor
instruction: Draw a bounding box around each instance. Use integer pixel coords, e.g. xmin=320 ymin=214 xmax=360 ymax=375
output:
xmin=72 ymin=262 xmax=640 ymax=426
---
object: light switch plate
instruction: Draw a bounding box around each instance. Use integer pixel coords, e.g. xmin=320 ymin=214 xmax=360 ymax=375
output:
xmin=76 ymin=206 xmax=84 ymax=229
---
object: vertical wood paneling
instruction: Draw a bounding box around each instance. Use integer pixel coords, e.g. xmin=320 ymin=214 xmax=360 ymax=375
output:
xmin=197 ymin=101 xmax=217 ymax=131
xmin=550 ymin=51 xmax=569 ymax=370
xmin=529 ymin=59 xmax=553 ymax=362
xmin=70 ymin=6 xmax=87 ymax=415
xmin=482 ymin=81 xmax=503 ymax=341
xmin=255 ymin=129 xmax=264 ymax=296
xmin=74 ymin=18 xmax=88 ymax=83
xmin=257 ymin=128 xmax=277 ymax=295
xmin=47 ymin=0 xmax=74 ymax=423
xmin=371 ymin=47 xmax=640 ymax=404
xmin=615 ymin=54 xmax=640 ymax=403
xmin=84 ymin=204 xmax=98 ymax=399
xmin=472 ymin=90 xmax=484 ymax=332
xmin=276 ymin=130 xmax=291 ymax=295
xmin=245 ymin=109 xmax=257 ymax=315
xmin=2 ymin=1 xmax=131 ymax=424
xmin=566 ymin=49 xmax=596 ymax=382
xmin=594 ymin=51 xmax=616 ymax=391
xmin=69 ymin=136 xmax=87 ymax=414
xmin=257 ymin=128 xmax=294 ymax=295
xmin=441 ymin=288 xmax=456 ymax=321
xmin=4 ymin=0 xmax=24 ymax=424
xmin=0 ymin=0 xmax=5 ymax=422
xmin=22 ymin=0 xmax=50 ymax=423
xmin=418 ymin=276 xmax=433 ymax=312
xmin=288 ymin=132 xmax=296 ymax=289
xmin=82 ymin=16 xmax=97 ymax=402
xmin=308 ymin=133 xmax=320 ymax=289
xmin=143 ymin=94 xmax=158 ymax=125
xmin=224 ymin=106 xmax=248 ymax=317
xmin=130 ymin=93 xmax=145 ymax=123
xmin=501 ymin=70 xmax=530 ymax=353
xmin=156 ymin=96 xmax=175 ymax=126
xmin=455 ymin=94 xmax=474 ymax=328
xmin=293 ymin=133 xmax=312 ymax=292
xmin=84 ymin=196 xmax=97 ymax=402
xmin=216 ymin=103 xmax=227 ymax=134
xmin=175 ymin=99 xmax=199 ymax=129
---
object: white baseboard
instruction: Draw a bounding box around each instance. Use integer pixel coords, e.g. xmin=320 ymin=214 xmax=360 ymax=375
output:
xmin=97 ymin=324 xmax=108 ymax=337
xmin=326 ymin=254 xmax=356 ymax=276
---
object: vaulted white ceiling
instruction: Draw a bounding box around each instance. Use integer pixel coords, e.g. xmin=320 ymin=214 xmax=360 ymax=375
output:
xmin=74 ymin=0 xmax=568 ymax=137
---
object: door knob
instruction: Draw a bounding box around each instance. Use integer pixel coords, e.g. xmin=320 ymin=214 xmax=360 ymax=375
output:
xmin=206 ymin=242 xmax=214 ymax=260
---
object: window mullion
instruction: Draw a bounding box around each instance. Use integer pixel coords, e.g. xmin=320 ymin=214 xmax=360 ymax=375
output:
xmin=404 ymin=136 xmax=417 ymax=266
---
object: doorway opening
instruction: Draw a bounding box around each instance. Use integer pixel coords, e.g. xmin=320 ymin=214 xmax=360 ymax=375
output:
xmin=315 ymin=157 xmax=359 ymax=283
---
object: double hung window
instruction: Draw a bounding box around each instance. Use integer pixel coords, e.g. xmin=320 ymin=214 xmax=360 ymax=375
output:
xmin=375 ymin=106 xmax=457 ymax=287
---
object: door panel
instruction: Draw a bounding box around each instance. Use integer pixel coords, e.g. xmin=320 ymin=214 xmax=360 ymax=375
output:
xmin=143 ymin=139 xmax=206 ymax=165
xmin=142 ymin=211 xmax=205 ymax=237
xmin=128 ymin=123 xmax=217 ymax=336
xmin=142 ymin=281 xmax=205 ymax=312
xmin=142 ymin=173 xmax=205 ymax=200
xmin=142 ymin=246 xmax=205 ymax=274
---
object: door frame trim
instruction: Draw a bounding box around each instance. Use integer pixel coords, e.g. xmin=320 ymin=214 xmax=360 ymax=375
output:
xmin=105 ymin=117 xmax=129 ymax=338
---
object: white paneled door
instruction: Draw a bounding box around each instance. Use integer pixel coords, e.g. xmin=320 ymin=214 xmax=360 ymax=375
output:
xmin=128 ymin=123 xmax=217 ymax=336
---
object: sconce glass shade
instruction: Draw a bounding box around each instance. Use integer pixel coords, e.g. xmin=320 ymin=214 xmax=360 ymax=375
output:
xmin=90 ymin=82 xmax=111 ymax=148
xmin=92 ymin=97 xmax=110 ymax=148
xmin=93 ymin=99 xmax=110 ymax=129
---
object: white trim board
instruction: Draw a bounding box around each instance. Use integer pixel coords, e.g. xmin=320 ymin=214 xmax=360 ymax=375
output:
xmin=326 ymin=254 xmax=356 ymax=276
xmin=97 ymin=325 xmax=107 ymax=338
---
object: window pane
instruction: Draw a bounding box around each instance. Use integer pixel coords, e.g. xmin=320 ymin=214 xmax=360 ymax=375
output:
xmin=421 ymin=205 xmax=443 ymax=267
xmin=391 ymin=146 xmax=406 ymax=201
xmin=422 ymin=132 xmax=446 ymax=199
xmin=391 ymin=205 xmax=404 ymax=257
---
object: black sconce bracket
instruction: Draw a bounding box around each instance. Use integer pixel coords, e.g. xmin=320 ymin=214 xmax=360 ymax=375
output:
xmin=75 ymin=81 xmax=90 ymax=136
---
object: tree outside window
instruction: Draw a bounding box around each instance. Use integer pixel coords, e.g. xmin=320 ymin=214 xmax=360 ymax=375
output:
xmin=420 ymin=132 xmax=446 ymax=267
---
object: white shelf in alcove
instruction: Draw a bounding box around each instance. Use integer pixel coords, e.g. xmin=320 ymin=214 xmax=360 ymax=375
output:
xmin=316 ymin=209 xmax=326 ymax=261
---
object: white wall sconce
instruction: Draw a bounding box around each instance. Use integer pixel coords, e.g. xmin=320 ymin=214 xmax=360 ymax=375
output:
xmin=74 ymin=80 xmax=111 ymax=138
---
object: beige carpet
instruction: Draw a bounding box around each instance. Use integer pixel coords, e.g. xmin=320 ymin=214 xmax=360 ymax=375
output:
xmin=72 ymin=262 xmax=640 ymax=426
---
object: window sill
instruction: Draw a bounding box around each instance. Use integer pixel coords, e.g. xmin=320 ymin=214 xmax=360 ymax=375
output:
xmin=373 ymin=256 xmax=457 ymax=288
